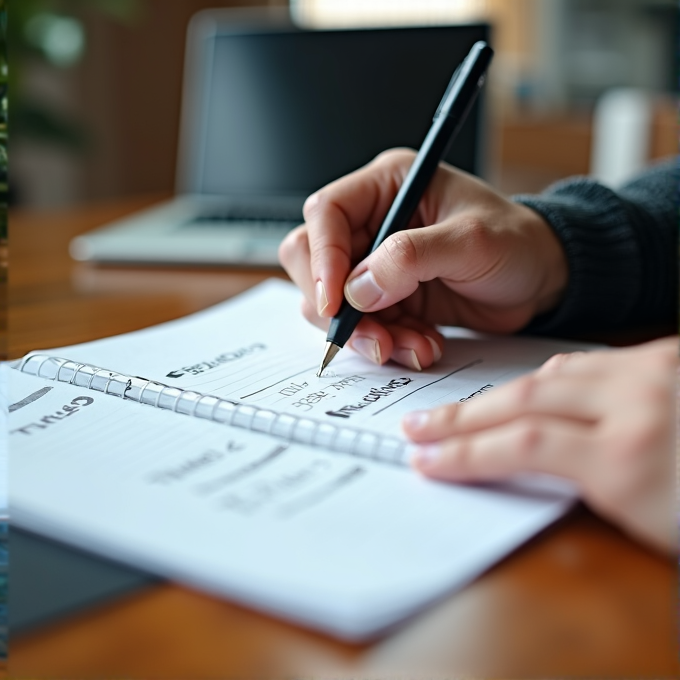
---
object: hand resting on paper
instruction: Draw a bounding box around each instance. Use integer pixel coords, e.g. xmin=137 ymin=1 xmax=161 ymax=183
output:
xmin=404 ymin=337 xmax=678 ymax=555
xmin=279 ymin=149 xmax=567 ymax=370
xmin=279 ymin=148 xmax=677 ymax=553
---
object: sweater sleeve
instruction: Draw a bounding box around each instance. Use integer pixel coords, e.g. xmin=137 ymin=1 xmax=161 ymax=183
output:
xmin=513 ymin=158 xmax=678 ymax=335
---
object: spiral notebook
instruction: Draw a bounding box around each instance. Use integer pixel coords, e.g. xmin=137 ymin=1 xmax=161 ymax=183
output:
xmin=9 ymin=280 xmax=589 ymax=639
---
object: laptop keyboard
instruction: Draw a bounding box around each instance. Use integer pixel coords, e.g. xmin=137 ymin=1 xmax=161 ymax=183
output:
xmin=186 ymin=208 xmax=302 ymax=235
xmin=189 ymin=215 xmax=300 ymax=230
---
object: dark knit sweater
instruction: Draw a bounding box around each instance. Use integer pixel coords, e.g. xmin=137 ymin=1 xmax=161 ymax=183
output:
xmin=513 ymin=158 xmax=678 ymax=335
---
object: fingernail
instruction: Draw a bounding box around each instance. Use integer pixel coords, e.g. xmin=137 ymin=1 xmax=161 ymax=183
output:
xmin=349 ymin=336 xmax=381 ymax=364
xmin=345 ymin=270 xmax=383 ymax=310
xmin=425 ymin=336 xmax=442 ymax=362
xmin=316 ymin=280 xmax=329 ymax=316
xmin=393 ymin=348 xmax=421 ymax=371
xmin=411 ymin=444 xmax=440 ymax=468
xmin=403 ymin=410 xmax=430 ymax=431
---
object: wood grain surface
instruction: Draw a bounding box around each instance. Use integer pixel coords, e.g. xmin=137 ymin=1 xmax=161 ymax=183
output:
xmin=8 ymin=198 xmax=678 ymax=679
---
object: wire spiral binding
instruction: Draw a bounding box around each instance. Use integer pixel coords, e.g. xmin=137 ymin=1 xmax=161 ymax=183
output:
xmin=16 ymin=354 xmax=409 ymax=466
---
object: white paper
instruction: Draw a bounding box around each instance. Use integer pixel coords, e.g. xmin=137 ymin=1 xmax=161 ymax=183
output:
xmin=10 ymin=280 xmax=590 ymax=638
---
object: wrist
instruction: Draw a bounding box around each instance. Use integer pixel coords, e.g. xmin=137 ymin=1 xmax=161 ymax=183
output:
xmin=519 ymin=204 xmax=568 ymax=315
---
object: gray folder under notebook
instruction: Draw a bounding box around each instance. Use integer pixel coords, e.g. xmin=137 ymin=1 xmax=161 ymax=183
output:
xmin=10 ymin=527 xmax=159 ymax=634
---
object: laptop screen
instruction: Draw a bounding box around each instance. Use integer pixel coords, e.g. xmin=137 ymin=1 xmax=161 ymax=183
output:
xmin=185 ymin=22 xmax=490 ymax=197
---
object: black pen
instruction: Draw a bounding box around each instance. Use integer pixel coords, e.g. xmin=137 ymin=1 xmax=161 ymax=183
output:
xmin=317 ymin=40 xmax=494 ymax=376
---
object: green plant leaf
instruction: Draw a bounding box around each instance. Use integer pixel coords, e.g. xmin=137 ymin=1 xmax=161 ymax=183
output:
xmin=11 ymin=102 xmax=89 ymax=151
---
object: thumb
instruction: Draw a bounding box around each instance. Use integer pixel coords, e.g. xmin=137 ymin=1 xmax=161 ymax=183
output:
xmin=344 ymin=222 xmax=477 ymax=312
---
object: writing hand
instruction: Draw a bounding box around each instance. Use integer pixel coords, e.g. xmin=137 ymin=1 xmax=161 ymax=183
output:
xmin=279 ymin=148 xmax=568 ymax=370
xmin=404 ymin=337 xmax=678 ymax=554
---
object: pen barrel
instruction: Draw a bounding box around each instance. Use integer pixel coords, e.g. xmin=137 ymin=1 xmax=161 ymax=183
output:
xmin=370 ymin=117 xmax=452 ymax=250
xmin=326 ymin=300 xmax=364 ymax=348
xmin=326 ymin=41 xmax=493 ymax=354
xmin=371 ymin=41 xmax=492 ymax=249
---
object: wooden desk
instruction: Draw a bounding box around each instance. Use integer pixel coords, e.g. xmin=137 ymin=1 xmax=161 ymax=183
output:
xmin=8 ymin=198 xmax=678 ymax=678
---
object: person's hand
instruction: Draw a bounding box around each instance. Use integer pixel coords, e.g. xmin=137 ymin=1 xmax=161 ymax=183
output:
xmin=403 ymin=337 xmax=678 ymax=554
xmin=279 ymin=149 xmax=568 ymax=370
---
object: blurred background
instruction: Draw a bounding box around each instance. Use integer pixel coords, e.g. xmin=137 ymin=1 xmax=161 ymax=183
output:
xmin=10 ymin=0 xmax=679 ymax=209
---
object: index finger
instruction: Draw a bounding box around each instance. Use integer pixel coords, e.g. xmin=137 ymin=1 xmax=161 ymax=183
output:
xmin=305 ymin=150 xmax=416 ymax=317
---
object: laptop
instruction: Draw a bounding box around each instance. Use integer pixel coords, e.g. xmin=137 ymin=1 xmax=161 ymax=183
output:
xmin=71 ymin=9 xmax=489 ymax=267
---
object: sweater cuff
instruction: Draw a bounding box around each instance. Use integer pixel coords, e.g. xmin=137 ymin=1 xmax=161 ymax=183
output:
xmin=513 ymin=179 xmax=642 ymax=335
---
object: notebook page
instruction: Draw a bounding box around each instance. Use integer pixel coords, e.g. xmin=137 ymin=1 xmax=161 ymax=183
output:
xmin=9 ymin=369 xmax=573 ymax=638
xmin=36 ymin=279 xmax=600 ymax=441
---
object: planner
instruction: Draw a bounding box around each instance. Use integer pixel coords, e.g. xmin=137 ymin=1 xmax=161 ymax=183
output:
xmin=9 ymin=280 xmax=591 ymax=639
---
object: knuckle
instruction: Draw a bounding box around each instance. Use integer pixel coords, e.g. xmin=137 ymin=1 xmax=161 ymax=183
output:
xmin=278 ymin=226 xmax=307 ymax=266
xmin=513 ymin=418 xmax=543 ymax=465
xmin=302 ymin=191 xmax=327 ymax=221
xmin=539 ymin=354 xmax=563 ymax=372
xmin=373 ymin=148 xmax=417 ymax=168
xmin=512 ymin=375 xmax=537 ymax=409
xmin=436 ymin=403 xmax=460 ymax=427
xmin=538 ymin=352 xmax=576 ymax=375
xmin=458 ymin=216 xmax=493 ymax=254
xmin=310 ymin=241 xmax=347 ymax=273
xmin=382 ymin=231 xmax=421 ymax=275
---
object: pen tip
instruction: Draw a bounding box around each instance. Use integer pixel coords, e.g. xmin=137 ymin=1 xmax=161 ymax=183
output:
xmin=316 ymin=342 xmax=341 ymax=377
